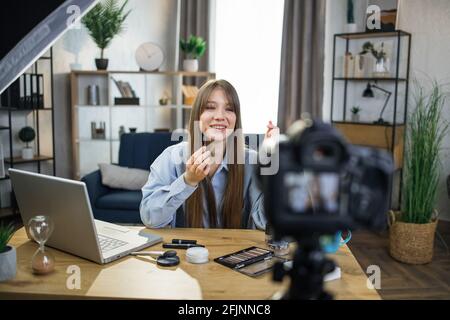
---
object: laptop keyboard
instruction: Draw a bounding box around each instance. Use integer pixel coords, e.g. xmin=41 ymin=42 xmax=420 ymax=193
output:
xmin=98 ymin=234 xmax=128 ymax=252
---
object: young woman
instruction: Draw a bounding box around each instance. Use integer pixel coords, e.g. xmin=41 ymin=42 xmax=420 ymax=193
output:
xmin=140 ymin=79 xmax=277 ymax=229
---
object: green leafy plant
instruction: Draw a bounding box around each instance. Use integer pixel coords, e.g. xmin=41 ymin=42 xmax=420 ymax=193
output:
xmin=18 ymin=126 xmax=36 ymax=148
xmin=180 ymin=35 xmax=206 ymax=59
xmin=351 ymin=106 xmax=361 ymax=114
xmin=347 ymin=0 xmax=355 ymax=24
xmin=402 ymin=80 xmax=449 ymax=223
xmin=360 ymin=41 xmax=387 ymax=61
xmin=0 ymin=222 xmax=15 ymax=253
xmin=81 ymin=0 xmax=131 ymax=59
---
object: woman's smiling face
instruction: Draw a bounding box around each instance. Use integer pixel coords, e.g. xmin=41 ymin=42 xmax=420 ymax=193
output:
xmin=199 ymin=88 xmax=237 ymax=142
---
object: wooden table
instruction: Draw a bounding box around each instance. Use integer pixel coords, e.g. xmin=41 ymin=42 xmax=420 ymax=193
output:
xmin=0 ymin=227 xmax=380 ymax=300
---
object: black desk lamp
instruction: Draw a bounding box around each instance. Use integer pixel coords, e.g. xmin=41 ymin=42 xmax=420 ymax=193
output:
xmin=362 ymin=83 xmax=392 ymax=125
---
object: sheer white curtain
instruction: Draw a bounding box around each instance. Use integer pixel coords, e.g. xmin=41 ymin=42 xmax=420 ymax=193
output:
xmin=215 ymin=0 xmax=284 ymax=134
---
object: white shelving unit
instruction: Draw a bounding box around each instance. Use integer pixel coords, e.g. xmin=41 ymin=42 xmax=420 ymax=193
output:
xmin=70 ymin=70 xmax=215 ymax=179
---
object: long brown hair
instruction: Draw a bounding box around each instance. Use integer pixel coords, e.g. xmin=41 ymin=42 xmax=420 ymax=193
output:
xmin=185 ymin=79 xmax=245 ymax=228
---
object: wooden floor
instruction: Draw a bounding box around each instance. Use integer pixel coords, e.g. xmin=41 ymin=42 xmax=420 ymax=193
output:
xmin=347 ymin=220 xmax=450 ymax=300
xmin=2 ymin=213 xmax=449 ymax=300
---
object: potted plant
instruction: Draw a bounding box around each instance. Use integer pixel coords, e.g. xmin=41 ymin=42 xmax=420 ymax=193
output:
xmin=360 ymin=41 xmax=389 ymax=77
xmin=0 ymin=222 xmax=16 ymax=282
xmin=180 ymin=35 xmax=206 ymax=72
xmin=389 ymin=81 xmax=449 ymax=264
xmin=346 ymin=0 xmax=357 ymax=33
xmin=82 ymin=0 xmax=131 ymax=70
xmin=350 ymin=106 xmax=361 ymax=122
xmin=19 ymin=126 xmax=36 ymax=160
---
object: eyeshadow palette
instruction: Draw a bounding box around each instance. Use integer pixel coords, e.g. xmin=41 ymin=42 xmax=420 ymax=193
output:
xmin=238 ymin=256 xmax=288 ymax=277
xmin=214 ymin=246 xmax=274 ymax=269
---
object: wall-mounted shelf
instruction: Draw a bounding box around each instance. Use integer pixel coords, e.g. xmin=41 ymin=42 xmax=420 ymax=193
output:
xmin=76 ymin=138 xmax=121 ymax=143
xmin=5 ymin=155 xmax=54 ymax=165
xmin=0 ymin=107 xmax=53 ymax=111
xmin=75 ymin=104 xmax=192 ymax=109
xmin=72 ymin=70 xmax=216 ymax=77
xmin=70 ymin=70 xmax=214 ymax=179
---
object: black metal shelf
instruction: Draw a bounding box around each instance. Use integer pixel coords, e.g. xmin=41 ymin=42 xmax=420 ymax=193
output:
xmin=331 ymin=120 xmax=406 ymax=127
xmin=334 ymin=77 xmax=407 ymax=82
xmin=335 ymin=30 xmax=411 ymax=40
xmin=0 ymin=48 xmax=56 ymax=210
xmin=331 ymin=30 xmax=411 ymax=210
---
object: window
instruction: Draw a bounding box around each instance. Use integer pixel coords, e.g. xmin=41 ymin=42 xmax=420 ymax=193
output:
xmin=215 ymin=0 xmax=284 ymax=133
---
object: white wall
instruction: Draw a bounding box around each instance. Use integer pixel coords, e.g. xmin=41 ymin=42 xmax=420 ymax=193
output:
xmin=397 ymin=0 xmax=450 ymax=221
xmin=52 ymin=0 xmax=178 ymax=177
xmin=323 ymin=0 xmax=346 ymax=122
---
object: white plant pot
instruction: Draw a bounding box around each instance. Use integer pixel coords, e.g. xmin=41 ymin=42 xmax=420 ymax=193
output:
xmin=0 ymin=246 xmax=17 ymax=282
xmin=70 ymin=63 xmax=82 ymax=71
xmin=183 ymin=59 xmax=199 ymax=72
xmin=351 ymin=114 xmax=360 ymax=122
xmin=345 ymin=23 xmax=358 ymax=33
xmin=22 ymin=147 xmax=33 ymax=160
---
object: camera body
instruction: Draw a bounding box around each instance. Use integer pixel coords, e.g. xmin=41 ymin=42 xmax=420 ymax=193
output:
xmin=259 ymin=120 xmax=394 ymax=240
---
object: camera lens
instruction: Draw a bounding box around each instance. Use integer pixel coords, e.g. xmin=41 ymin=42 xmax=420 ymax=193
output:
xmin=312 ymin=145 xmax=335 ymax=162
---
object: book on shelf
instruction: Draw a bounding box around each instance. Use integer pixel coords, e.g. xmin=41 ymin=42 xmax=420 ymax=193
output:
xmin=111 ymin=77 xmax=136 ymax=98
xmin=0 ymin=73 xmax=44 ymax=109
xmin=30 ymin=74 xmax=44 ymax=109
xmin=111 ymin=77 xmax=126 ymax=97
xmin=182 ymin=85 xmax=199 ymax=105
xmin=122 ymin=82 xmax=134 ymax=98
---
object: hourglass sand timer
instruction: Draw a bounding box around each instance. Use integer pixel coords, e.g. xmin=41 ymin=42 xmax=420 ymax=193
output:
xmin=28 ymin=215 xmax=55 ymax=274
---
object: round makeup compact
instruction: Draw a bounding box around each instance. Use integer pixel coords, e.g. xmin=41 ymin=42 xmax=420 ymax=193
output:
xmin=268 ymin=240 xmax=290 ymax=256
xmin=186 ymin=247 xmax=209 ymax=264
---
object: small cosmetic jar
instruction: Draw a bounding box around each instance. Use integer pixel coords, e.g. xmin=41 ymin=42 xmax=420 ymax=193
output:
xmin=186 ymin=247 xmax=209 ymax=264
xmin=267 ymin=240 xmax=290 ymax=256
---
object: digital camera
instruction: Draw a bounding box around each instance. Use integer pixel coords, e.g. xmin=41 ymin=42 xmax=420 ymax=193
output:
xmin=258 ymin=119 xmax=394 ymax=239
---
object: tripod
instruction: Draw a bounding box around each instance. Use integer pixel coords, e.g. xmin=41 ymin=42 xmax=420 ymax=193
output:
xmin=273 ymin=236 xmax=336 ymax=300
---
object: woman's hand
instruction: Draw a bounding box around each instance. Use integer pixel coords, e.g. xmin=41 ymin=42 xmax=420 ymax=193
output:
xmin=184 ymin=146 xmax=211 ymax=187
xmin=264 ymin=120 xmax=279 ymax=143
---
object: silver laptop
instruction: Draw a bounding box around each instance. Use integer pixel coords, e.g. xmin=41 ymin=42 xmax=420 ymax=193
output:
xmin=9 ymin=168 xmax=162 ymax=264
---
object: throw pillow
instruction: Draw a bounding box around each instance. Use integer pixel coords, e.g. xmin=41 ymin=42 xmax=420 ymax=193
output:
xmin=99 ymin=163 xmax=149 ymax=190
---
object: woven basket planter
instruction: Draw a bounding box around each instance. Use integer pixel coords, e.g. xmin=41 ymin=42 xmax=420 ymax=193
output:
xmin=388 ymin=211 xmax=438 ymax=264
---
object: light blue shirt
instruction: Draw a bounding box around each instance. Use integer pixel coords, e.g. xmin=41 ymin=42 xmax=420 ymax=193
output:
xmin=140 ymin=142 xmax=267 ymax=229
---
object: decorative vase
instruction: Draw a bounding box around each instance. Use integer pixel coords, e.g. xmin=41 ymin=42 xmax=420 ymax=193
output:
xmin=354 ymin=54 xmax=374 ymax=78
xmin=373 ymin=57 xmax=390 ymax=77
xmin=0 ymin=246 xmax=17 ymax=282
xmin=22 ymin=147 xmax=33 ymax=160
xmin=351 ymin=114 xmax=360 ymax=122
xmin=345 ymin=23 xmax=358 ymax=33
xmin=389 ymin=211 xmax=438 ymax=264
xmin=95 ymin=58 xmax=109 ymax=70
xmin=342 ymin=53 xmax=354 ymax=78
xmin=183 ymin=59 xmax=199 ymax=72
